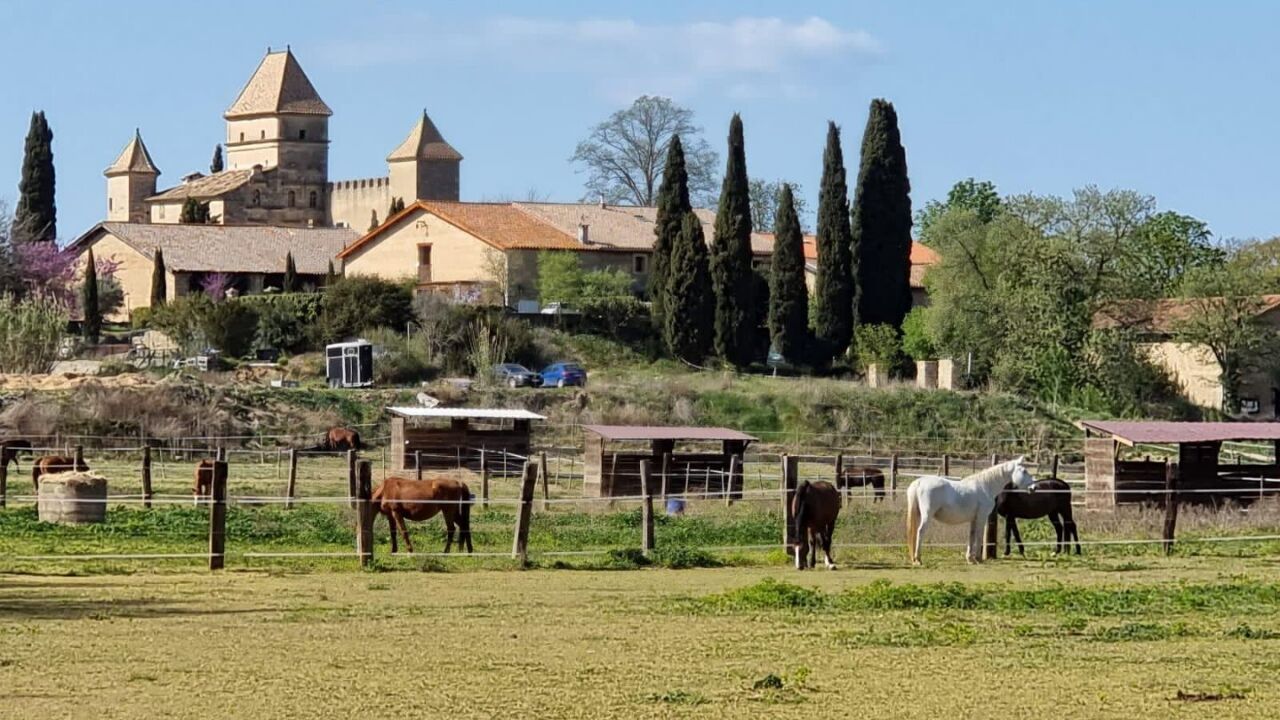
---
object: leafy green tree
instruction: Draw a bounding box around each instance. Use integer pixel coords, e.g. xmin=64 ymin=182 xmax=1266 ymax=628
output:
xmin=81 ymin=248 xmax=100 ymax=343
xmin=538 ymin=251 xmax=632 ymax=304
xmin=1116 ymin=211 xmax=1223 ymax=297
xmin=917 ymin=178 xmax=1001 ymax=238
xmin=664 ymin=211 xmax=714 ymax=362
xmin=210 ymin=144 xmax=224 ymax=174
xmin=13 ymin=111 xmax=56 ymax=244
xmin=767 ymin=184 xmax=810 ymax=365
xmin=854 ymin=323 xmax=903 ymax=373
xmin=852 ymin=98 xmax=913 ymax=330
xmin=900 ymin=306 xmax=935 ymax=360
xmin=151 ymin=247 xmax=167 ymax=307
xmin=650 ymin=134 xmax=691 ymax=326
xmin=709 ymin=114 xmax=759 ymax=367
xmin=319 ymin=276 xmax=413 ymax=342
xmin=812 ymin=122 xmax=854 ymax=365
xmin=283 ymin=251 xmax=299 ymax=292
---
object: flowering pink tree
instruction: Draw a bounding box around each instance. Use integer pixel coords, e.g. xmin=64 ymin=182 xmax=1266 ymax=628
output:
xmin=13 ymin=241 xmax=78 ymax=305
xmin=200 ymin=272 xmax=232 ymax=301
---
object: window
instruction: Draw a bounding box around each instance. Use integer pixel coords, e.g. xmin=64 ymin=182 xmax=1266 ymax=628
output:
xmin=632 ymin=254 xmax=647 ymax=273
xmin=260 ymin=130 xmax=266 ymax=140
xmin=108 ymin=197 xmax=113 ymax=211
xmin=287 ymin=191 xmax=296 ymax=208
xmin=308 ymin=191 xmax=318 ymax=209
xmin=299 ymin=129 xmax=306 ymax=140
xmin=417 ymin=244 xmax=432 ymax=283
xmin=239 ymin=132 xmax=244 ymax=142
xmin=159 ymin=204 xmax=166 ymax=219
xmin=252 ymin=190 xmax=261 ymax=207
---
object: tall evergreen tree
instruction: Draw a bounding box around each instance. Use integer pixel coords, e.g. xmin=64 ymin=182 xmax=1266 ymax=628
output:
xmin=388 ymin=197 xmax=406 ymax=217
xmin=768 ymin=184 xmax=811 ymax=365
xmin=852 ymin=99 xmax=913 ymax=329
xmin=179 ymin=198 xmax=209 ymax=224
xmin=812 ymin=122 xmax=855 ymax=364
xmin=664 ymin=211 xmax=714 ymax=362
xmin=283 ymin=251 xmax=299 ymax=292
xmin=13 ymin=111 xmax=56 ymax=243
xmin=650 ymin=134 xmax=691 ymax=327
xmin=325 ymin=260 xmax=338 ymax=285
xmin=709 ymin=114 xmax=758 ymax=367
xmin=368 ymin=209 xmax=380 ymax=231
xmin=151 ymin=247 xmax=167 ymax=307
xmin=82 ymin=249 xmax=101 ymax=344
xmin=210 ymin=144 xmax=224 ymax=174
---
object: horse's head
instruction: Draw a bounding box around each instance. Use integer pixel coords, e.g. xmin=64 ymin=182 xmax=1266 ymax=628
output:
xmin=1008 ymin=456 xmax=1035 ymax=491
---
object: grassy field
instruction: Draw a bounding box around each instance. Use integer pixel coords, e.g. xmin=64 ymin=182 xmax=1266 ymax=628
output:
xmin=3 ymin=558 xmax=1280 ymax=719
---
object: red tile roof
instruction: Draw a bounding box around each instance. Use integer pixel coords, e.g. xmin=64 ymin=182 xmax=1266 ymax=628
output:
xmin=1092 ymin=295 xmax=1280 ymax=332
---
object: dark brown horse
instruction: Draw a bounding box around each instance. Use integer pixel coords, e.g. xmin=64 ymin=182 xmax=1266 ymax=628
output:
xmin=839 ymin=466 xmax=886 ymax=502
xmin=194 ymin=459 xmax=215 ymax=499
xmin=1 ymin=440 xmax=32 ymax=469
xmin=31 ymin=455 xmax=90 ymax=493
xmin=310 ymin=427 xmax=364 ymax=452
xmin=793 ymin=480 xmax=841 ymax=570
xmin=995 ymin=477 xmax=1081 ymax=556
xmin=372 ymin=473 xmax=474 ymax=554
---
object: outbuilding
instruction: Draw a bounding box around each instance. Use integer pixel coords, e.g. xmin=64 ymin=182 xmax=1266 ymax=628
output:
xmin=581 ymin=425 xmax=757 ymax=498
xmin=387 ymin=407 xmax=545 ymax=474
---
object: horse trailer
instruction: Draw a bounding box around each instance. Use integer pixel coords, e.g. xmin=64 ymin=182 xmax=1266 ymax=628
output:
xmin=325 ymin=341 xmax=374 ymax=388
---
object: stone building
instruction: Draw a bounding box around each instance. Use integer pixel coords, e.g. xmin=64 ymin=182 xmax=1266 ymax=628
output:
xmin=103 ymin=47 xmax=461 ymax=230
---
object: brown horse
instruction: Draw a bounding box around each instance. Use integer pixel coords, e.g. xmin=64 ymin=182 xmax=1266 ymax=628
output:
xmin=31 ymin=455 xmax=90 ymax=493
xmin=1 ymin=440 xmax=32 ymax=469
xmin=995 ymin=477 xmax=1081 ymax=556
xmin=371 ymin=473 xmax=474 ymax=554
xmin=793 ymin=480 xmax=841 ymax=570
xmin=310 ymin=427 xmax=364 ymax=452
xmin=194 ymin=459 xmax=215 ymax=499
xmin=839 ymin=466 xmax=886 ymax=502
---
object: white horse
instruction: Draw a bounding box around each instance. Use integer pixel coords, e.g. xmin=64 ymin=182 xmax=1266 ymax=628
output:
xmin=906 ymin=456 xmax=1036 ymax=565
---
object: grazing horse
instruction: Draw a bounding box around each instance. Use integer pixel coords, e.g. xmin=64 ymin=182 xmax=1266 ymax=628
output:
xmin=838 ymin=466 xmax=886 ymax=502
xmin=371 ymin=473 xmax=474 ymax=554
xmin=793 ymin=480 xmax=841 ymax=570
xmin=310 ymin=427 xmax=364 ymax=452
xmin=906 ymin=456 xmax=1036 ymax=565
xmin=996 ymin=477 xmax=1081 ymax=556
xmin=1 ymin=440 xmax=32 ymax=469
xmin=194 ymin=459 xmax=215 ymax=500
xmin=31 ymin=455 xmax=90 ymax=493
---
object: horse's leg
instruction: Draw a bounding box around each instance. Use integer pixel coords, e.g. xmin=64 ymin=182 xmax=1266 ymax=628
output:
xmin=395 ymin=512 xmax=414 ymax=554
xmin=1049 ymin=514 xmax=1065 ymax=555
xmin=1003 ymin=516 xmax=1012 ymax=556
xmin=1009 ymin=518 xmax=1025 ymax=556
xmin=809 ymin=529 xmax=818 ymax=570
xmin=822 ymin=520 xmax=837 ymax=570
xmin=387 ymin=511 xmax=399 ymax=554
xmin=794 ymin=528 xmax=807 ymax=570
xmin=914 ymin=515 xmax=930 ymax=566
xmin=443 ymin=511 xmax=455 ymax=554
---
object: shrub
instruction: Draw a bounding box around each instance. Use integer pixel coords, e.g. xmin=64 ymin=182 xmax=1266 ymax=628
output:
xmin=0 ymin=294 xmax=68 ymax=373
xmin=130 ymin=306 xmax=153 ymax=329
xmin=901 ymin=307 xmax=936 ymax=361
xmin=363 ymin=327 xmax=435 ymax=385
xmin=245 ymin=294 xmax=319 ymax=353
xmin=319 ymin=276 xmax=413 ymax=342
xmin=578 ymin=296 xmax=657 ymax=348
xmin=855 ymin=323 xmax=904 ymax=373
xmin=150 ymin=295 xmax=260 ymax=357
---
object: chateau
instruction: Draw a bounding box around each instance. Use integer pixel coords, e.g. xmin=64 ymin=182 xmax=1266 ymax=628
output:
xmin=103 ymin=47 xmax=461 ymax=230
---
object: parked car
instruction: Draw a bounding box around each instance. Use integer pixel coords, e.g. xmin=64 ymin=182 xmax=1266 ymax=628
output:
xmin=541 ymin=362 xmax=588 ymax=388
xmin=540 ymin=302 xmax=580 ymax=316
xmin=493 ymin=363 xmax=542 ymax=388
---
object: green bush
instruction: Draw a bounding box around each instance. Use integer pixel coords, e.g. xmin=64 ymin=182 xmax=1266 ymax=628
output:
xmin=855 ymin=323 xmax=904 ymax=373
xmin=319 ymin=277 xmax=413 ymax=342
xmin=246 ymin=294 xmax=318 ymax=353
xmin=0 ymin=294 xmax=68 ymax=373
xmin=901 ymin=307 xmax=936 ymax=361
xmin=129 ymin=306 xmax=152 ymax=329
xmin=150 ymin=295 xmax=259 ymax=357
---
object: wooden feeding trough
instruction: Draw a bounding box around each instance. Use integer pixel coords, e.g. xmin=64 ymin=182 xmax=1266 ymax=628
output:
xmin=387 ymin=407 xmax=545 ymax=474
xmin=1078 ymin=420 xmax=1280 ymax=510
xmin=37 ymin=472 xmax=108 ymax=525
xmin=581 ymin=425 xmax=757 ymax=498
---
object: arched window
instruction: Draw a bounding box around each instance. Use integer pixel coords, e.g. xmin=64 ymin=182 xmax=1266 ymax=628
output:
xmin=287 ymin=191 xmax=296 ymax=207
xmin=252 ymin=190 xmax=261 ymax=207
xmin=308 ymin=191 xmax=318 ymax=208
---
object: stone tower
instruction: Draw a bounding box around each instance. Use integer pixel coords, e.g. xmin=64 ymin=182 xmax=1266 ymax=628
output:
xmin=224 ymin=48 xmax=331 ymax=226
xmin=104 ymin=130 xmax=159 ymax=223
xmin=387 ymin=110 xmax=462 ymax=203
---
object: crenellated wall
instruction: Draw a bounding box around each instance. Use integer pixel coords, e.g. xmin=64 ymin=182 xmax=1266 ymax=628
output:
xmin=327 ymin=176 xmax=392 ymax=230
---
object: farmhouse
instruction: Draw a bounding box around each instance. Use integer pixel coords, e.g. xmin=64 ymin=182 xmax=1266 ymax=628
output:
xmin=1093 ymin=295 xmax=1280 ymax=417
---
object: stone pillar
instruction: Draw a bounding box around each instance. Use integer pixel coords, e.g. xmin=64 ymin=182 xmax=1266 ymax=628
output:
xmin=938 ymin=358 xmax=961 ymax=390
xmin=915 ymin=360 xmax=939 ymax=389
xmin=866 ymin=364 xmax=890 ymax=388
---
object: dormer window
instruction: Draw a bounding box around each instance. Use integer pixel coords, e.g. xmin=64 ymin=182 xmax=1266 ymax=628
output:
xmin=287 ymin=191 xmax=296 ymax=208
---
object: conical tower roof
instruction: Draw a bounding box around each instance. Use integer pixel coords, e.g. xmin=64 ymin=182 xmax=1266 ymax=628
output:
xmin=387 ymin=110 xmax=462 ymax=162
xmin=225 ymin=48 xmax=332 ymax=118
xmin=104 ymin=130 xmax=160 ymax=176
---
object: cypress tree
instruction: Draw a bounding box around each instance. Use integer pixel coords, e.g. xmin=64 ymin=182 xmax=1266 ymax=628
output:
xmin=650 ymin=134 xmax=690 ymax=327
xmin=812 ymin=122 xmax=854 ymax=365
xmin=82 ymin=248 xmax=101 ymax=344
xmin=179 ymin=197 xmax=200 ymax=224
xmin=326 ymin=260 xmax=337 ymax=285
xmin=210 ymin=144 xmax=224 ymax=174
xmin=151 ymin=247 xmax=167 ymax=307
xmin=709 ymin=114 xmax=758 ymax=367
xmin=283 ymin=251 xmax=299 ymax=292
xmin=388 ymin=197 xmax=405 ymax=217
xmin=664 ymin=211 xmax=714 ymax=362
xmin=368 ymin=209 xmax=380 ymax=231
xmin=13 ymin=111 xmax=56 ymax=243
xmin=853 ymin=99 xmax=913 ymax=329
xmin=768 ymin=184 xmax=810 ymax=365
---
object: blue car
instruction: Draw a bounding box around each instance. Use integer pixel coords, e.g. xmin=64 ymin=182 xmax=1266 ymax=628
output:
xmin=541 ymin=362 xmax=587 ymax=388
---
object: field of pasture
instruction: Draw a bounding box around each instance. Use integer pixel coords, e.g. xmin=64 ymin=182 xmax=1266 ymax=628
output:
xmin=3 ymin=558 xmax=1280 ymax=719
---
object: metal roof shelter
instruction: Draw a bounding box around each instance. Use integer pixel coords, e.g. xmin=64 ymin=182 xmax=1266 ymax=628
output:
xmin=387 ymin=406 xmax=543 ymax=474
xmin=1077 ymin=420 xmax=1280 ymax=509
xmin=581 ymin=425 xmax=757 ymax=498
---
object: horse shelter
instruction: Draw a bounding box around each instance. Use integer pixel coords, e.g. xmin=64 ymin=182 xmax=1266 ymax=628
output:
xmin=580 ymin=425 xmax=757 ymax=498
xmin=1078 ymin=420 xmax=1280 ymax=509
xmin=387 ymin=407 xmax=545 ymax=474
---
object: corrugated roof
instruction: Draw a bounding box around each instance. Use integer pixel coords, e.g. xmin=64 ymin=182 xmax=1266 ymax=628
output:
xmin=582 ymin=425 xmax=758 ymax=442
xmin=104 ymin=130 xmax=159 ymax=176
xmin=386 ymin=111 xmax=462 ymax=162
xmin=225 ymin=49 xmax=332 ymax=118
xmin=148 ymin=169 xmax=255 ymax=201
xmin=71 ymin=222 xmax=357 ymax=275
xmin=1078 ymin=420 xmax=1280 ymax=446
xmin=386 ymin=407 xmax=546 ymax=420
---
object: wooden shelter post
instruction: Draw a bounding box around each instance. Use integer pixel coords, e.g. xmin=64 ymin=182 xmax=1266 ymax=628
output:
xmin=781 ymin=454 xmax=798 ymax=552
xmin=639 ymin=460 xmax=655 ymax=555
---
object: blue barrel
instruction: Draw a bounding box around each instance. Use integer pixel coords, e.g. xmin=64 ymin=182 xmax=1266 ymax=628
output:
xmin=665 ymin=498 xmax=686 ymax=515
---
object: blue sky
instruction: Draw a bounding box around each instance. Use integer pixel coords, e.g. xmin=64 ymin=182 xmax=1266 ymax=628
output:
xmin=2 ymin=1 xmax=1278 ymax=241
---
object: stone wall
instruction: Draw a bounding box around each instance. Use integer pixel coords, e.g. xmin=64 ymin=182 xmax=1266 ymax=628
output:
xmin=328 ymin=177 xmax=392 ymax=230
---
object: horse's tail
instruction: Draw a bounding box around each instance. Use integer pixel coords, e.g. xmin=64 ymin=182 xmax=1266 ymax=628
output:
xmin=906 ymin=482 xmax=921 ymax=562
xmin=793 ymin=480 xmax=811 ymax=533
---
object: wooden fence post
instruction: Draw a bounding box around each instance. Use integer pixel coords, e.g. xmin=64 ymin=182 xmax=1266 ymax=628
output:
xmin=1051 ymin=453 xmax=1060 ymax=479
xmin=890 ymin=454 xmax=899 ymax=497
xmin=346 ymin=449 xmax=357 ymax=509
xmin=1162 ymin=461 xmax=1178 ymax=556
xmin=725 ymin=455 xmax=738 ymax=507
xmin=141 ymin=445 xmax=153 ymax=509
xmin=0 ymin=455 xmax=8 ymax=508
xmin=834 ymin=452 xmax=846 ymax=503
xmin=781 ymin=454 xmax=798 ymax=553
xmin=414 ymin=450 xmax=423 ymax=481
xmin=511 ymin=461 xmax=538 ymax=565
xmin=942 ymin=453 xmax=950 ymax=477
xmin=640 ymin=460 xmax=655 ymax=555
xmin=480 ymin=448 xmax=490 ymax=510
xmin=355 ymin=460 xmax=374 ymax=567
xmin=208 ymin=460 xmax=228 ymax=571
xmin=215 ymin=446 xmax=226 ymax=462
xmin=539 ymin=451 xmax=550 ymax=511
xmin=285 ymin=448 xmax=298 ymax=509
xmin=660 ymin=452 xmax=671 ymax=499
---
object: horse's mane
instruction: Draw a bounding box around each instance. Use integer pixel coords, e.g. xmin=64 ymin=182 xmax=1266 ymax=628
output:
xmin=961 ymin=461 xmax=1016 ymax=486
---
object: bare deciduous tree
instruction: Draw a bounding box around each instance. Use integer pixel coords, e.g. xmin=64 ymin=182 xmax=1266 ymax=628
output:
xmin=571 ymin=96 xmax=718 ymax=207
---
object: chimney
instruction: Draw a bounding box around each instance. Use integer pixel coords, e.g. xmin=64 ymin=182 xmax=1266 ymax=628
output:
xmin=577 ymin=223 xmax=590 ymax=245
xmin=307 ymin=218 xmax=315 ymax=228
xmin=598 ymin=193 xmax=606 ymax=209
